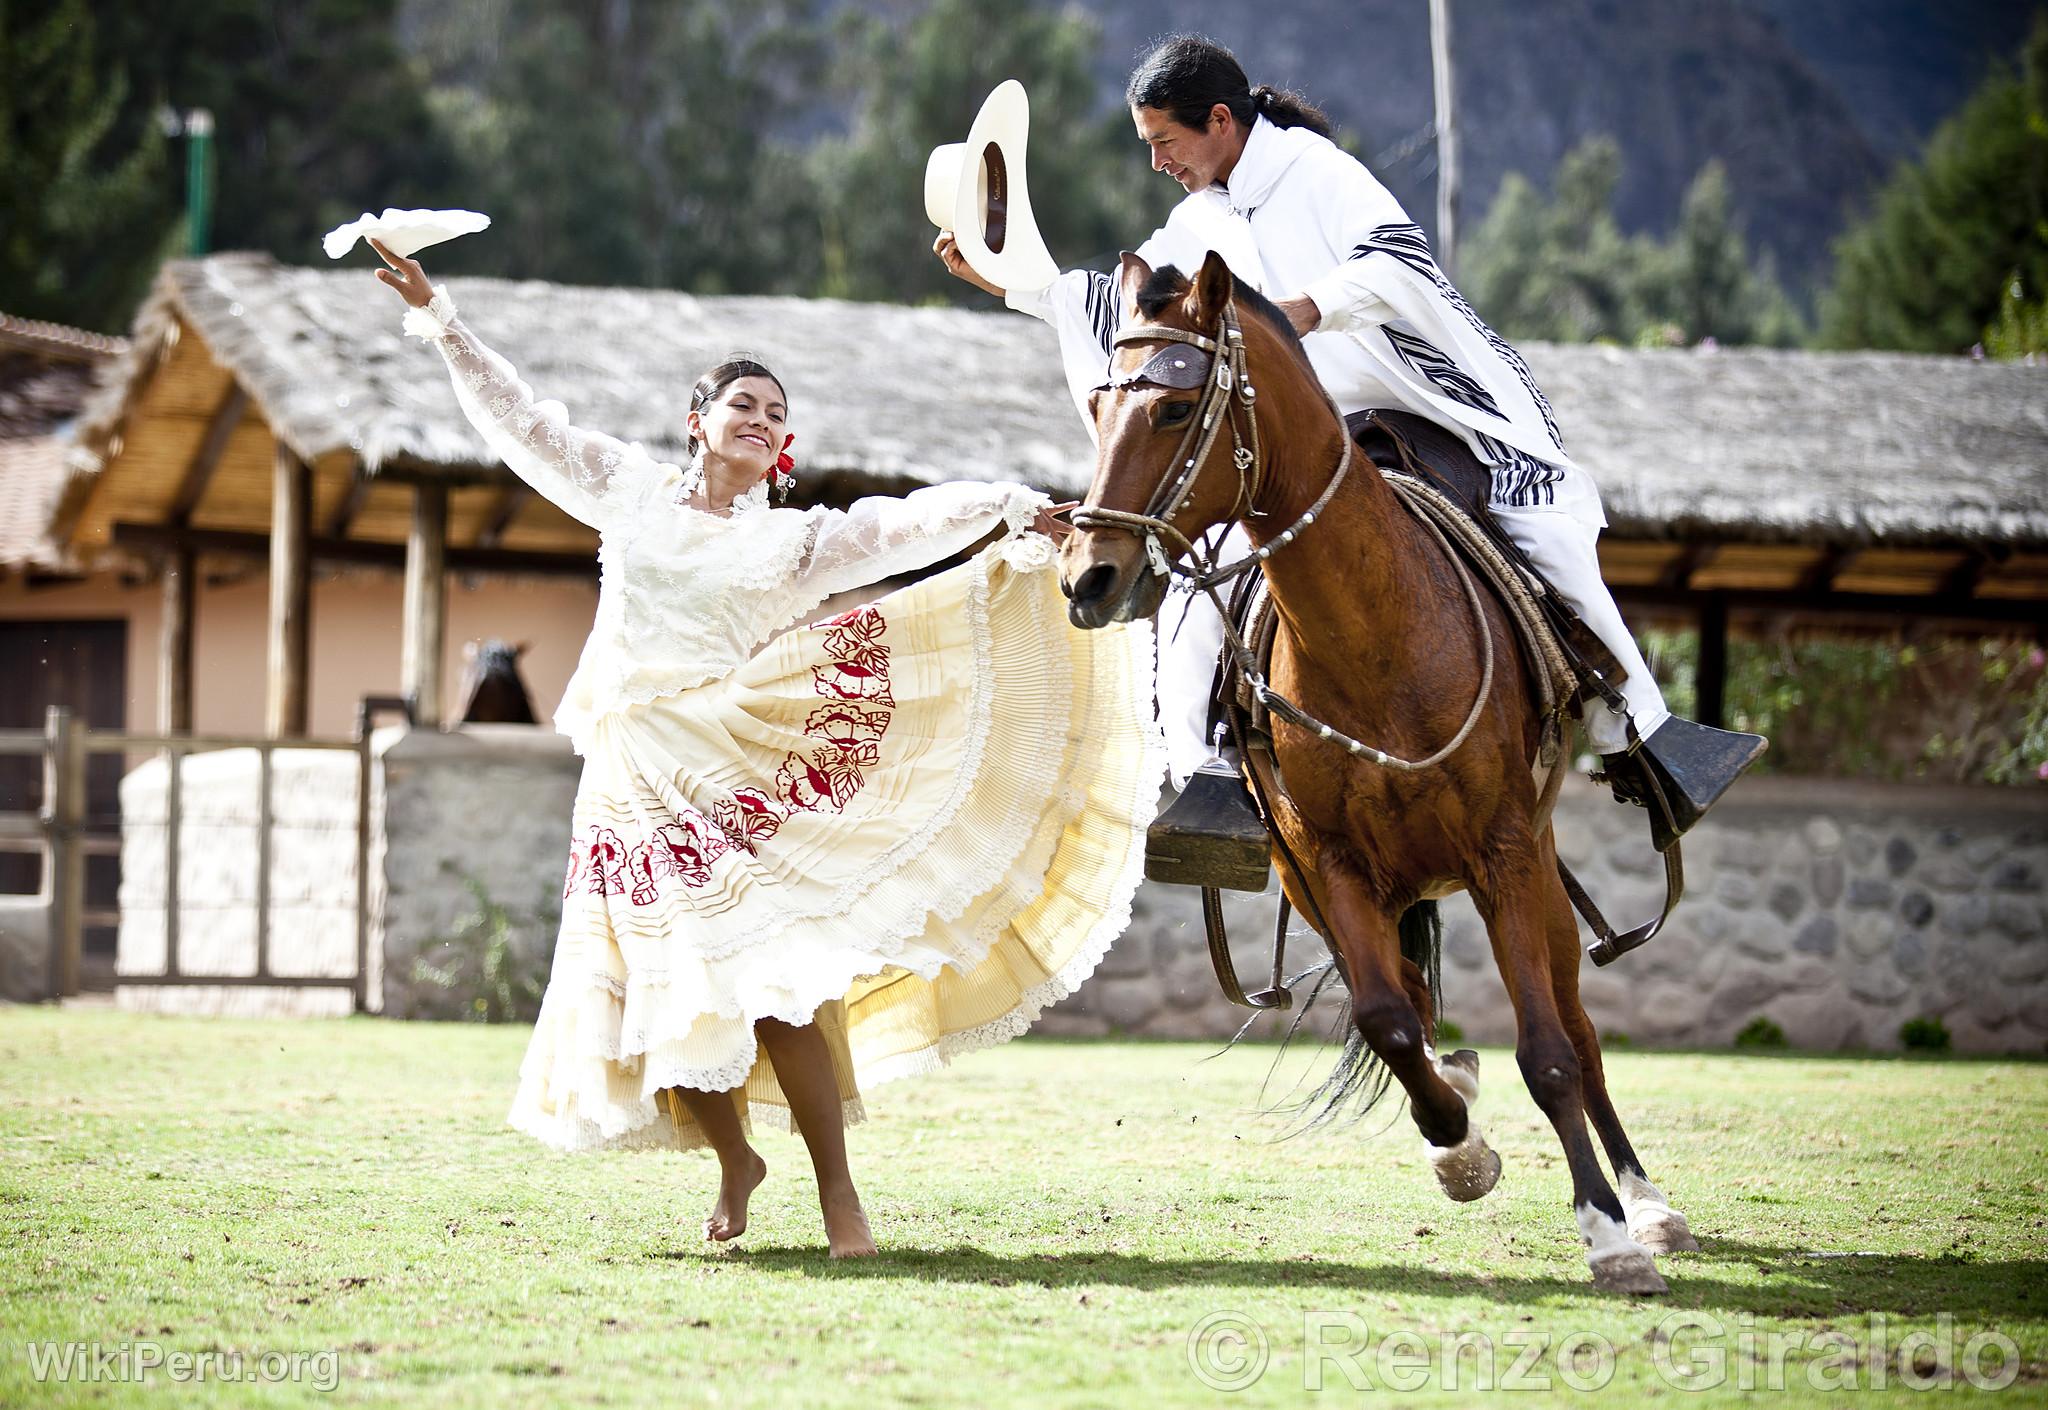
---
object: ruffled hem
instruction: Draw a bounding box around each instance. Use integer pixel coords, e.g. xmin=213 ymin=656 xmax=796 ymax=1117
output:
xmin=504 ymin=548 xmax=1163 ymax=1154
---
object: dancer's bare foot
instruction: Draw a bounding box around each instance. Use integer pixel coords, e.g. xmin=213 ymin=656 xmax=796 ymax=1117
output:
xmin=705 ymin=1149 xmax=767 ymax=1243
xmin=822 ymin=1184 xmax=876 ymax=1258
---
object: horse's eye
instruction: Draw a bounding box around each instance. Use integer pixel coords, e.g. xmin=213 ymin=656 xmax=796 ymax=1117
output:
xmin=1158 ymin=400 xmax=1194 ymax=428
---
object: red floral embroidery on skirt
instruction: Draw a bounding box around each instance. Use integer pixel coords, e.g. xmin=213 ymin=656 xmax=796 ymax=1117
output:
xmin=564 ymin=603 xmax=896 ymax=905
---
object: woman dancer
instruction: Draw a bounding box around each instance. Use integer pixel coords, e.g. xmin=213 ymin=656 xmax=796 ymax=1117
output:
xmin=372 ymin=240 xmax=1160 ymax=1257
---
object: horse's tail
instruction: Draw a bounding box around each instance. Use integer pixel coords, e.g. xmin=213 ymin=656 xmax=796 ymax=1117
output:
xmin=1300 ymin=900 xmax=1444 ymax=1129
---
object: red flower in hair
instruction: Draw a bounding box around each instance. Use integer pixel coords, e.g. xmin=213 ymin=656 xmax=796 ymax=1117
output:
xmin=772 ymin=432 xmax=796 ymax=482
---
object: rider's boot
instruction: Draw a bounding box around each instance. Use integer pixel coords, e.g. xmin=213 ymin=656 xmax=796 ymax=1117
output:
xmin=1145 ymin=750 xmax=1272 ymax=892
xmin=1599 ymin=716 xmax=1768 ymax=853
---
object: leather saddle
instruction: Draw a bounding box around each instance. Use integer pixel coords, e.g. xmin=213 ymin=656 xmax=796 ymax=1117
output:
xmin=1206 ymin=409 xmax=1629 ymax=778
xmin=1147 ymin=409 xmax=1684 ymax=1006
xmin=1150 ymin=410 xmax=1627 ymax=902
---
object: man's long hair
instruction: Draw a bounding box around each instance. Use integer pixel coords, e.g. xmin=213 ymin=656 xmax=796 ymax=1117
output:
xmin=1125 ymin=35 xmax=1333 ymax=138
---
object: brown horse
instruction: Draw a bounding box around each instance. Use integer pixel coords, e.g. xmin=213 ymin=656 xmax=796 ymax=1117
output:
xmin=1060 ymin=250 xmax=1697 ymax=1295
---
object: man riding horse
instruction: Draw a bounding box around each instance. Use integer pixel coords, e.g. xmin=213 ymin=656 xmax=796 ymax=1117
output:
xmin=935 ymin=36 xmax=1766 ymax=868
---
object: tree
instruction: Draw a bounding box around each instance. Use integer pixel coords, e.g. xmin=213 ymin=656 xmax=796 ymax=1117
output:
xmin=88 ymin=0 xmax=467 ymax=271
xmin=421 ymin=0 xmax=828 ymax=294
xmin=1639 ymin=161 xmax=1804 ymax=347
xmin=1461 ymin=138 xmax=1657 ymax=343
xmin=1818 ymin=16 xmax=2048 ymax=352
xmin=0 ymin=0 xmax=470 ymax=330
xmin=1465 ymin=140 xmax=1802 ymax=347
xmin=1983 ymin=269 xmax=2048 ymax=359
xmin=808 ymin=0 xmax=1173 ymax=305
xmin=0 ymin=0 xmax=174 ymax=330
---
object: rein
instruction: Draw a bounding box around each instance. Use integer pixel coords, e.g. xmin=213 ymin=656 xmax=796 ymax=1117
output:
xmin=1071 ymin=294 xmax=1495 ymax=772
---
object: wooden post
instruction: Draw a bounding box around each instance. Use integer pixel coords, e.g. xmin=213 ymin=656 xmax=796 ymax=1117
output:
xmin=266 ymin=445 xmax=312 ymax=738
xmin=403 ymin=482 xmax=449 ymax=728
xmin=158 ymin=548 xmax=195 ymax=733
xmin=1430 ymin=0 xmax=1459 ymax=280
xmin=1697 ymin=595 xmax=1730 ymax=729
xmin=42 ymin=706 xmax=84 ymax=999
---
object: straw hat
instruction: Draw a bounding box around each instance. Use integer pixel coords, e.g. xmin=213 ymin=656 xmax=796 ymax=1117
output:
xmin=924 ymin=80 xmax=1061 ymax=298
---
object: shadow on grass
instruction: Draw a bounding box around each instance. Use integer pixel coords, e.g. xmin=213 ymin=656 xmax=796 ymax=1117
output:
xmin=658 ymin=1243 xmax=2048 ymax=1319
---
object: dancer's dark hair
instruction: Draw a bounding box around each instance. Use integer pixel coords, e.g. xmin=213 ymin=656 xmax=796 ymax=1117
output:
xmin=687 ymin=356 xmax=786 ymax=453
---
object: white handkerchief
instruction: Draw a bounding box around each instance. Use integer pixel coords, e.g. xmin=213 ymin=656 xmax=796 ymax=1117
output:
xmin=322 ymin=208 xmax=491 ymax=260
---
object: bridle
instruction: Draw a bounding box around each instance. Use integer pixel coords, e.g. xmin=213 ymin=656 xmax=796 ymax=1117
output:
xmin=1069 ymin=296 xmax=1351 ymax=593
xmin=1068 ymin=291 xmax=1496 ymax=774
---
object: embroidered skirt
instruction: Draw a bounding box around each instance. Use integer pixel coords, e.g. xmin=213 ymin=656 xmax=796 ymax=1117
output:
xmin=506 ymin=537 xmax=1162 ymax=1152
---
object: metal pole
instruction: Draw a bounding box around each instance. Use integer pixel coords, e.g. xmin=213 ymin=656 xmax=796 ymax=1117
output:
xmin=1429 ymin=0 xmax=1459 ymax=280
xmin=185 ymin=110 xmax=214 ymax=257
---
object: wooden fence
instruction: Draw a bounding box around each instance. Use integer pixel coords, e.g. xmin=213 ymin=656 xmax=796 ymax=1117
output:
xmin=0 ymin=705 xmax=374 ymax=1009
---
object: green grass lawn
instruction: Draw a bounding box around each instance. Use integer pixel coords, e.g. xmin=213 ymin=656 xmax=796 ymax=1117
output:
xmin=2 ymin=1007 xmax=2044 ymax=1407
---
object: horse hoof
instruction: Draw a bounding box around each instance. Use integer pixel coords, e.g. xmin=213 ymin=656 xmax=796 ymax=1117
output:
xmin=1427 ymin=1127 xmax=1502 ymax=1202
xmin=1437 ymin=1048 xmax=1481 ymax=1106
xmin=1632 ymin=1211 xmax=1701 ymax=1255
xmin=1590 ymin=1250 xmax=1669 ymax=1296
xmin=1619 ymin=1174 xmax=1701 ymax=1254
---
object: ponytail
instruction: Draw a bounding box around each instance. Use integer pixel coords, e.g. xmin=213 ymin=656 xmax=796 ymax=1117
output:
xmin=1250 ymin=83 xmax=1333 ymax=137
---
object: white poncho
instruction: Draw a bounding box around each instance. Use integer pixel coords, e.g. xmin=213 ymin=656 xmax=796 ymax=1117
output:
xmin=1008 ymin=115 xmax=1604 ymax=528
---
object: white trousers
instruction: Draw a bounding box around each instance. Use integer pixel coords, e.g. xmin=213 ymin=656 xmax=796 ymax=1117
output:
xmin=1157 ymin=511 xmax=1670 ymax=786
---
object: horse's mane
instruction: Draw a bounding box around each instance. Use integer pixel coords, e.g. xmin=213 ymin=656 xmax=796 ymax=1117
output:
xmin=1134 ymin=264 xmax=1312 ymax=368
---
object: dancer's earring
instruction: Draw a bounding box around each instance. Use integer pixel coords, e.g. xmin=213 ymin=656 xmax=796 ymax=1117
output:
xmin=679 ymin=446 xmax=706 ymax=501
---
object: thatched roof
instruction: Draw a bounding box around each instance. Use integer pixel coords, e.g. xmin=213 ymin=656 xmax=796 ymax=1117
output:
xmin=60 ymin=253 xmax=2048 ymax=556
xmin=0 ymin=439 xmax=73 ymax=570
xmin=1532 ymin=341 xmax=2048 ymax=550
xmin=0 ymin=311 xmax=126 ymax=570
xmin=67 ymin=252 xmax=1088 ymax=499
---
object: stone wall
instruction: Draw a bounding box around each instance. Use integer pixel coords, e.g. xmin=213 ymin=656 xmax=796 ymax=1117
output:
xmin=374 ymin=725 xmax=577 ymax=1019
xmin=0 ymin=897 xmax=51 ymax=1003
xmin=1040 ymin=775 xmax=2048 ymax=1056
xmin=91 ymin=722 xmax=2045 ymax=1056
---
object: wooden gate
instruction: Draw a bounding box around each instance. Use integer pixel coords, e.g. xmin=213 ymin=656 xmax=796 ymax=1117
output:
xmin=0 ymin=706 xmax=373 ymax=1008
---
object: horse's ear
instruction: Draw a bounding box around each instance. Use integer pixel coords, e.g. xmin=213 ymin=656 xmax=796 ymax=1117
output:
xmin=1191 ymin=249 xmax=1234 ymax=322
xmin=1116 ymin=251 xmax=1151 ymax=316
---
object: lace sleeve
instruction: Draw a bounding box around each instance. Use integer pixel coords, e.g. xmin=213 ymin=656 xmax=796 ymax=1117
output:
xmin=409 ymin=290 xmax=671 ymax=529
xmin=792 ymin=482 xmax=1050 ymax=600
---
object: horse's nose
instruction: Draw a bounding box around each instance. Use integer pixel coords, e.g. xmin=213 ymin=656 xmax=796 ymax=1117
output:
xmin=1066 ymin=561 xmax=1119 ymax=608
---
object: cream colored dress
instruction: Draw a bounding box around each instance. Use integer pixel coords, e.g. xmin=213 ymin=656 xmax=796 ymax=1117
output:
xmin=406 ymin=292 xmax=1162 ymax=1152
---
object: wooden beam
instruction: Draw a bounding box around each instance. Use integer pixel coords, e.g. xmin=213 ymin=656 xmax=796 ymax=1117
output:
xmin=110 ymin=521 xmax=597 ymax=578
xmin=157 ymin=547 xmax=195 ymax=732
xmin=1796 ymin=545 xmax=1855 ymax=594
xmin=476 ymin=483 xmax=534 ymax=549
xmin=325 ymin=463 xmax=373 ymax=539
xmin=265 ymin=446 xmax=312 ymax=738
xmin=402 ymin=483 xmax=449 ymax=728
xmin=1611 ymin=583 xmax=2048 ymax=627
xmin=1937 ymin=547 xmax=2001 ymax=600
xmin=1657 ymin=543 xmax=1720 ymax=591
xmin=167 ymin=385 xmax=248 ymax=522
xmin=1696 ymin=594 xmax=1729 ymax=729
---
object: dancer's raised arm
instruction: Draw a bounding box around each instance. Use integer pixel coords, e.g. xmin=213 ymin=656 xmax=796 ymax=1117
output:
xmin=372 ymin=238 xmax=666 ymax=530
xmin=792 ymin=482 xmax=1068 ymax=601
